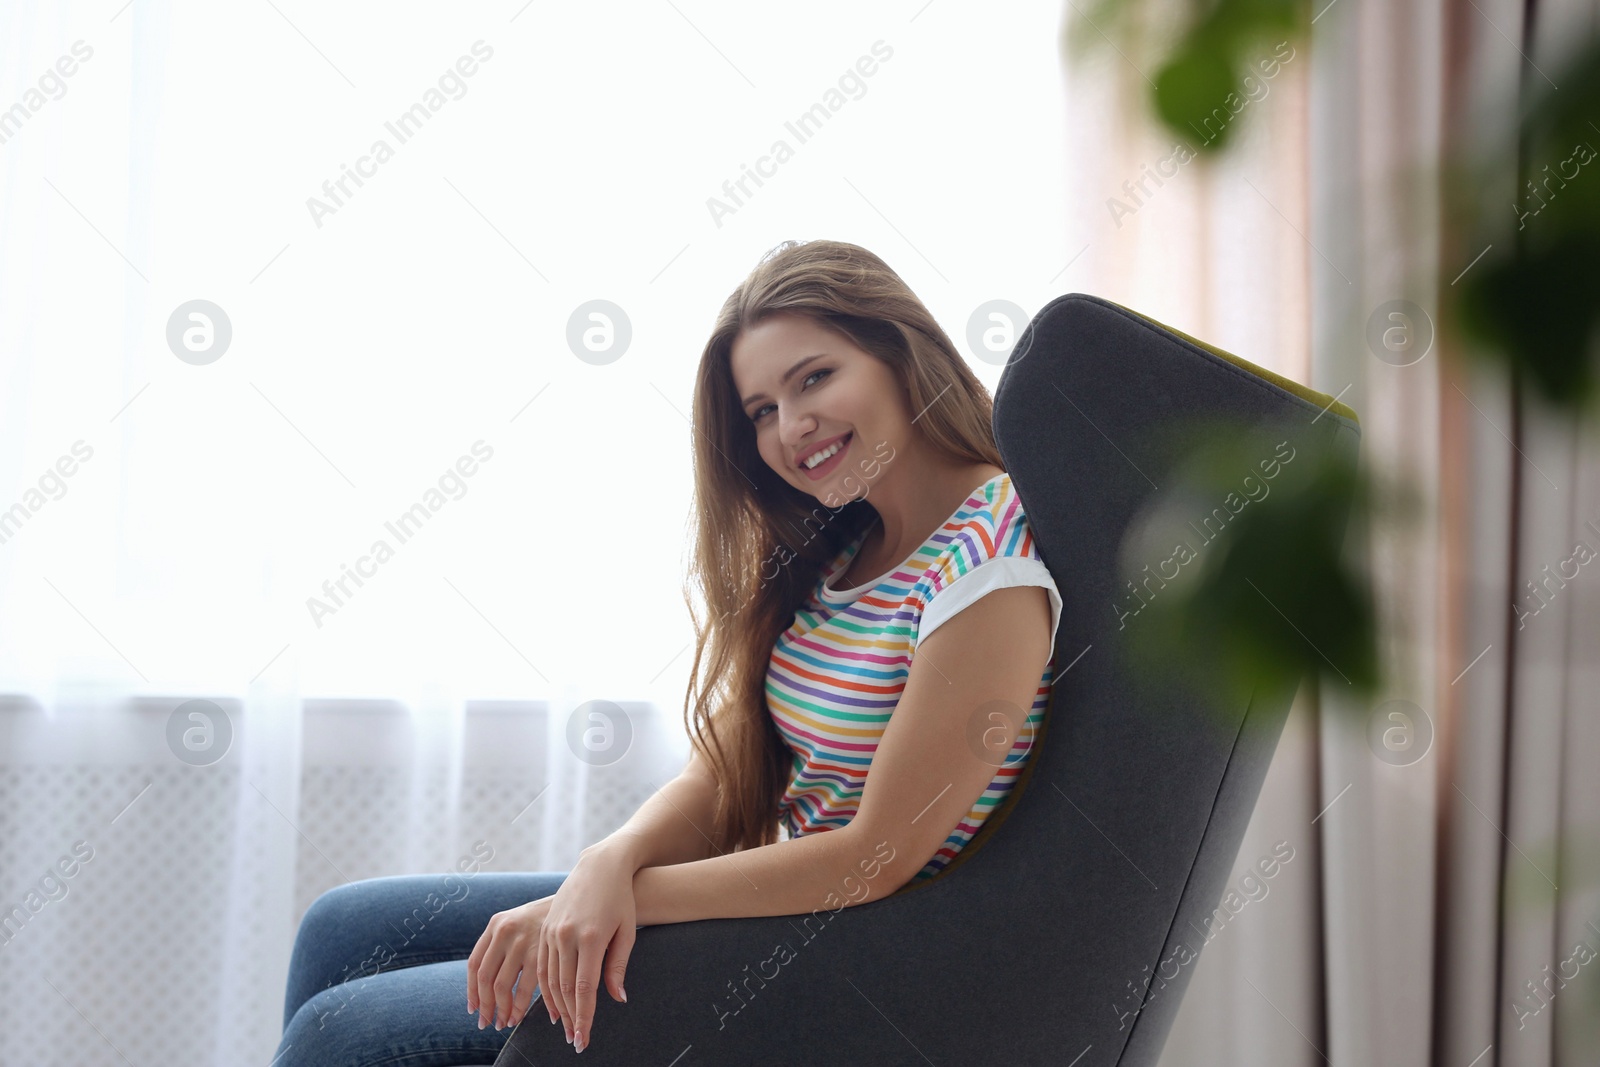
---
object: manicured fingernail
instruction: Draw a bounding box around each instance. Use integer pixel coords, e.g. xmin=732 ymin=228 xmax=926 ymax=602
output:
xmin=477 ymin=1015 xmax=486 ymax=1030
xmin=620 ymin=986 xmax=627 ymax=1003
xmin=575 ymin=1030 xmax=586 ymax=1053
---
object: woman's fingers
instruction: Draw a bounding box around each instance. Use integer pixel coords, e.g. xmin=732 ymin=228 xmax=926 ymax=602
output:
xmin=605 ymin=923 xmax=636 ymax=1005
xmin=508 ymin=941 xmax=541 ymax=1028
xmin=491 ymin=949 xmax=521 ymax=1029
xmin=536 ymin=934 xmax=557 ymax=1026
xmin=465 ymin=926 xmax=489 ymax=1016
xmin=548 ymin=936 xmax=574 ymax=1042
xmin=570 ymin=929 xmax=609 ymax=1051
xmin=559 ymin=930 xmax=581 ymax=1046
xmin=472 ymin=930 xmax=505 ymax=1030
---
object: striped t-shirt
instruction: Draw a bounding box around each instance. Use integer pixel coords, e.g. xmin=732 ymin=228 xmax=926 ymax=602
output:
xmin=766 ymin=472 xmax=1062 ymax=883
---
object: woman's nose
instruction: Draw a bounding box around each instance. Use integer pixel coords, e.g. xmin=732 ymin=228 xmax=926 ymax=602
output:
xmin=779 ymin=408 xmax=816 ymax=442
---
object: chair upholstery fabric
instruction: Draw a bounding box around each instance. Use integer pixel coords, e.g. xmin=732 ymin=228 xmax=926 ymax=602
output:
xmin=489 ymin=292 xmax=1363 ymax=1066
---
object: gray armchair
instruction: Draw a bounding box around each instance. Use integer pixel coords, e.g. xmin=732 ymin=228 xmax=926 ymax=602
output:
xmin=491 ymin=292 xmax=1362 ymax=1066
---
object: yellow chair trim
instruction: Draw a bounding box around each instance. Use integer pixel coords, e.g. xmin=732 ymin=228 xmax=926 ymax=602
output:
xmin=1104 ymin=298 xmax=1361 ymax=427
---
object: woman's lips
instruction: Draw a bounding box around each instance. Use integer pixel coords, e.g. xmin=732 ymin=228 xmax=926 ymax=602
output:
xmin=799 ymin=432 xmax=852 ymax=480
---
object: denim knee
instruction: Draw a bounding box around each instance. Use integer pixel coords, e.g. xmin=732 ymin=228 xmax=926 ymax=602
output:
xmin=276 ymin=981 xmax=410 ymax=1066
xmin=274 ymin=959 xmax=508 ymax=1067
xmin=283 ymin=879 xmax=393 ymax=1029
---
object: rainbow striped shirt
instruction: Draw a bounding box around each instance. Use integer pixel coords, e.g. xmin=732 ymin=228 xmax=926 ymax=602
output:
xmin=767 ymin=472 xmax=1062 ymax=883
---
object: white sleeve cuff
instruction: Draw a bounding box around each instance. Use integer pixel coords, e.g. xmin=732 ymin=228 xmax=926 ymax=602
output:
xmin=916 ymin=556 xmax=1062 ymax=657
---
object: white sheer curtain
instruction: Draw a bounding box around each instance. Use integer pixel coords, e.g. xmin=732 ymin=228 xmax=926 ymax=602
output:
xmin=0 ymin=2 xmax=1077 ymax=1064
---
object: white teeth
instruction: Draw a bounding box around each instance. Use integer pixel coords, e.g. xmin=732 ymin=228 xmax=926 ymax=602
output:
xmin=803 ymin=438 xmax=846 ymax=469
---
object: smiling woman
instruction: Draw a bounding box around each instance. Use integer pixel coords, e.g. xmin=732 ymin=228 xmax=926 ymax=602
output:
xmin=487 ymin=241 xmax=1061 ymax=1043
xmin=695 ymin=238 xmax=1061 ymax=868
xmin=483 ymin=239 xmax=1064 ymax=1053
xmin=273 ymin=239 xmax=1061 ymax=1064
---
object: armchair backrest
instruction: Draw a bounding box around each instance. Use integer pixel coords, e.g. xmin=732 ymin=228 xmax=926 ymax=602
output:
xmin=897 ymin=292 xmax=1361 ymax=1063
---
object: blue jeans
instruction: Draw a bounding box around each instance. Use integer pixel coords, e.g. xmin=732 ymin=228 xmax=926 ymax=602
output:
xmin=274 ymin=871 xmax=568 ymax=1067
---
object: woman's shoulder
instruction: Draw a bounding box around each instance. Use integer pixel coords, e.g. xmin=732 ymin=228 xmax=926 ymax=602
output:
xmin=947 ymin=470 xmax=1042 ymax=565
xmin=915 ymin=470 xmax=1061 ymax=656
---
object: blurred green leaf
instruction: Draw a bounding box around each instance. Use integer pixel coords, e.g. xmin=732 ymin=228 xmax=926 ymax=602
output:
xmin=1450 ymin=34 xmax=1600 ymax=413
xmin=1072 ymin=0 xmax=1308 ymax=155
xmin=1116 ymin=417 xmax=1382 ymax=719
xmin=1153 ymin=46 xmax=1239 ymax=149
xmin=1456 ymin=234 xmax=1600 ymax=407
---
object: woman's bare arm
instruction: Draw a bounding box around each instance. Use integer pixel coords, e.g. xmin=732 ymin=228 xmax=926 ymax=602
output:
xmin=582 ymin=751 xmax=725 ymax=872
xmin=629 ymin=585 xmax=1053 ymax=926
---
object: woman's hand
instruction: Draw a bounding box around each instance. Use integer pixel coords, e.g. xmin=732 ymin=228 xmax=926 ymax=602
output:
xmin=466 ymin=894 xmax=554 ymax=1033
xmin=537 ymin=846 xmax=639 ymax=1051
xmin=467 ymin=845 xmax=639 ymax=1051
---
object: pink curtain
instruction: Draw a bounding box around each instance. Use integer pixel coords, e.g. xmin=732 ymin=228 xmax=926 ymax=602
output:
xmin=1060 ymin=0 xmax=1600 ymax=1063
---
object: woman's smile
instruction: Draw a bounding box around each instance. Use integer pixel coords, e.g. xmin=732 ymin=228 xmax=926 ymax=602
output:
xmin=799 ymin=432 xmax=853 ymax=479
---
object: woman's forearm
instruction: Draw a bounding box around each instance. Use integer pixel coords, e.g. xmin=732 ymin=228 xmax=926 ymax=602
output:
xmin=586 ymin=768 xmax=723 ymax=872
xmin=629 ymin=823 xmax=902 ymax=927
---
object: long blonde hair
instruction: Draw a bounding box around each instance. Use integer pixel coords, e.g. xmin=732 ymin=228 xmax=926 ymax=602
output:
xmin=682 ymin=238 xmax=1004 ymax=853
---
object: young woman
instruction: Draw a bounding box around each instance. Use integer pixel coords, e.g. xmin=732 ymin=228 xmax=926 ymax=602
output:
xmin=273 ymin=239 xmax=1061 ymax=1064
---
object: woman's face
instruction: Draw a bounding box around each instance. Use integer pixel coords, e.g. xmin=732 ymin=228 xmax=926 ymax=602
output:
xmin=729 ymin=312 xmax=908 ymax=506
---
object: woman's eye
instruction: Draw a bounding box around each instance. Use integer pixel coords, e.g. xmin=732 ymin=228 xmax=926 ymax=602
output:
xmin=750 ymin=368 xmax=830 ymax=422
